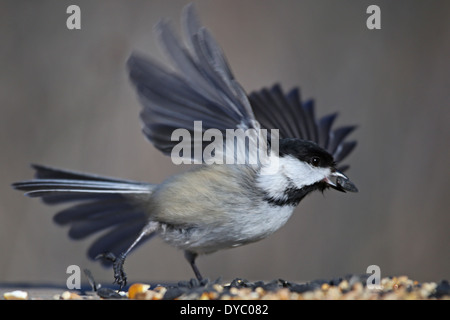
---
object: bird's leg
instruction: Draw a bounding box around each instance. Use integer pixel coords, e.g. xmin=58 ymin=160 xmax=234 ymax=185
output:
xmin=96 ymin=222 xmax=159 ymax=291
xmin=184 ymin=250 xmax=203 ymax=281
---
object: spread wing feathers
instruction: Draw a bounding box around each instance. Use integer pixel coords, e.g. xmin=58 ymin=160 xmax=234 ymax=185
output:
xmin=12 ymin=164 xmax=156 ymax=264
xmin=248 ymin=84 xmax=357 ymax=170
xmin=127 ymin=4 xmax=258 ymax=161
xmin=128 ymin=4 xmax=356 ymax=167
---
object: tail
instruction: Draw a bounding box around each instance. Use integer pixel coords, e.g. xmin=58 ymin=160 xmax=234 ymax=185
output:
xmin=12 ymin=164 xmax=157 ymax=264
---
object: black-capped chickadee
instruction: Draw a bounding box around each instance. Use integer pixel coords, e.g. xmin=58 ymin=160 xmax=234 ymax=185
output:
xmin=12 ymin=4 xmax=357 ymax=289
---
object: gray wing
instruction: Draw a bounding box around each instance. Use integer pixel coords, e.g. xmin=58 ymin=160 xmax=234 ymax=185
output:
xmin=248 ymin=84 xmax=357 ymax=170
xmin=127 ymin=4 xmax=258 ymax=159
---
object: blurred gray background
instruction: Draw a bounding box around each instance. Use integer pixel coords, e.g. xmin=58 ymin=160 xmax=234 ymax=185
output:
xmin=1 ymin=0 xmax=449 ymax=286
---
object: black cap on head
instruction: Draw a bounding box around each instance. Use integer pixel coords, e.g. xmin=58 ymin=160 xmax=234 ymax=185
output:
xmin=279 ymin=138 xmax=335 ymax=169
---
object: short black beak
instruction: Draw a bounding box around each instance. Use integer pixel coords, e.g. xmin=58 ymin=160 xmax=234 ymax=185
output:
xmin=323 ymin=170 xmax=358 ymax=193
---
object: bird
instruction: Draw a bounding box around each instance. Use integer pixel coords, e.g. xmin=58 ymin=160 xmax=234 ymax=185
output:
xmin=12 ymin=4 xmax=358 ymax=290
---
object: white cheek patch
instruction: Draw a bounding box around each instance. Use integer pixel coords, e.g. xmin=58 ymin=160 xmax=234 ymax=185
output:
xmin=277 ymin=155 xmax=330 ymax=189
xmin=257 ymin=164 xmax=291 ymax=202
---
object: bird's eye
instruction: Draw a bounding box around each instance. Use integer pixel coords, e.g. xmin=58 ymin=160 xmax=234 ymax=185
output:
xmin=310 ymin=157 xmax=321 ymax=167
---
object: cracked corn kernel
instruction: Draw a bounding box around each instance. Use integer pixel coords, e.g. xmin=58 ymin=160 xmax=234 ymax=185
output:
xmin=128 ymin=283 xmax=150 ymax=299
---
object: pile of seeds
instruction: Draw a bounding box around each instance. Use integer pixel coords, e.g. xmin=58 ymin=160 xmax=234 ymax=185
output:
xmin=114 ymin=275 xmax=449 ymax=300
xmin=4 ymin=275 xmax=449 ymax=300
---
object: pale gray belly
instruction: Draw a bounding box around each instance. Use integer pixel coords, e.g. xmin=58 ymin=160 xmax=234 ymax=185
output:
xmin=157 ymin=204 xmax=295 ymax=254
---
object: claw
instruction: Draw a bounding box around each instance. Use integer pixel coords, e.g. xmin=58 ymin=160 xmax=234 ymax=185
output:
xmin=96 ymin=252 xmax=128 ymax=291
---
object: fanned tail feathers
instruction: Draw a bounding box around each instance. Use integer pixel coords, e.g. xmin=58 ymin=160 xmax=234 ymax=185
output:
xmin=12 ymin=164 xmax=156 ymax=263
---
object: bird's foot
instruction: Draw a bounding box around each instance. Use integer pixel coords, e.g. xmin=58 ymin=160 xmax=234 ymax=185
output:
xmin=96 ymin=252 xmax=127 ymax=291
